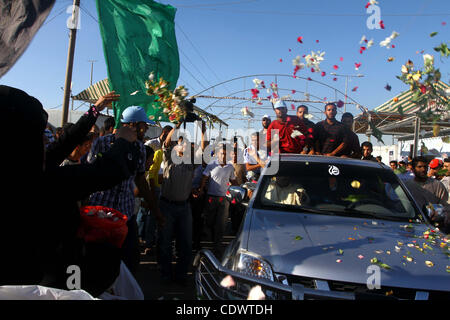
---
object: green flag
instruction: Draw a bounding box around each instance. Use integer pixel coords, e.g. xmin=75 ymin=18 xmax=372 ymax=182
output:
xmin=95 ymin=0 xmax=180 ymax=126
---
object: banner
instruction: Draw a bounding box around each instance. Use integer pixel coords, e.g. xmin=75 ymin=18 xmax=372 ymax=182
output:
xmin=95 ymin=0 xmax=180 ymax=126
xmin=0 ymin=0 xmax=55 ymax=78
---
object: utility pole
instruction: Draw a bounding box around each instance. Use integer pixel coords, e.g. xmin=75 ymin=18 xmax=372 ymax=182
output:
xmin=412 ymin=114 xmax=421 ymax=157
xmin=61 ymin=0 xmax=80 ymax=126
xmin=88 ymin=59 xmax=97 ymax=86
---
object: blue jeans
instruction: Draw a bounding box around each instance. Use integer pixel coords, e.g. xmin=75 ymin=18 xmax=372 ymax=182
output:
xmin=157 ymin=198 xmax=192 ymax=281
xmin=137 ymin=208 xmax=157 ymax=248
xmin=137 ymin=187 xmax=160 ymax=248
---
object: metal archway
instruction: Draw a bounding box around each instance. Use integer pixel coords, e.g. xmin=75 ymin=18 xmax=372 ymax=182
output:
xmin=190 ymin=73 xmax=368 ymax=130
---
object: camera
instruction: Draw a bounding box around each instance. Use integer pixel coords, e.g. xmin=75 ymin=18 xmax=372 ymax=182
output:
xmin=180 ymin=98 xmax=201 ymax=123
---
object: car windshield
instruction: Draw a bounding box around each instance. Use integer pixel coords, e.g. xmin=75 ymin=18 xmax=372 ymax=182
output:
xmin=254 ymin=161 xmax=420 ymax=221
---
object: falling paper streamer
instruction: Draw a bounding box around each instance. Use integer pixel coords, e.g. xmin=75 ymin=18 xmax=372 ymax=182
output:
xmin=241 ymin=107 xmax=254 ymax=118
xmin=380 ymin=31 xmax=400 ymax=49
xmin=291 ymin=130 xmax=302 ymax=139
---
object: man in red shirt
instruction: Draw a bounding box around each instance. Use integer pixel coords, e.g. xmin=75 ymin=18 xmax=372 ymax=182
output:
xmin=266 ymin=100 xmax=312 ymax=154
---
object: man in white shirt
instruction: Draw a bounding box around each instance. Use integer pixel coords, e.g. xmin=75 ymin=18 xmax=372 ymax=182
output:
xmin=243 ymin=132 xmax=268 ymax=181
xmin=145 ymin=125 xmax=173 ymax=151
xmin=197 ymin=145 xmax=238 ymax=257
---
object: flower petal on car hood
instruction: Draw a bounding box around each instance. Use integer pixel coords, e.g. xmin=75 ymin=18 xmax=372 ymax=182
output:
xmin=246 ymin=210 xmax=450 ymax=292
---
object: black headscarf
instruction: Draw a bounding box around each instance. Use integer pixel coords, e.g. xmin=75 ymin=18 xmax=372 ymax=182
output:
xmin=0 ymin=85 xmax=48 ymax=284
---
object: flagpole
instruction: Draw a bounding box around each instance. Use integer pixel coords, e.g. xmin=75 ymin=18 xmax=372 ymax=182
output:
xmin=61 ymin=0 xmax=80 ymax=126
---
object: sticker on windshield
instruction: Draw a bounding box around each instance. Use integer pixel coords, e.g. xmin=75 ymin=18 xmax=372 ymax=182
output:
xmin=328 ymin=165 xmax=340 ymax=176
xmin=351 ymin=180 xmax=361 ymax=189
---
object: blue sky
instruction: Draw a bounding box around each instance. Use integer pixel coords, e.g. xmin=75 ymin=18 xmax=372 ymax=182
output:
xmin=1 ymin=0 xmax=449 ymax=139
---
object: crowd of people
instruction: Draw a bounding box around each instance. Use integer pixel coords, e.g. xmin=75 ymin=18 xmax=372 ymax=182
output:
xmin=1 ymin=86 xmax=449 ymax=298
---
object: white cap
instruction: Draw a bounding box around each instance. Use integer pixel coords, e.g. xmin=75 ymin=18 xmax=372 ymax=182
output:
xmin=274 ymin=100 xmax=287 ymax=109
xmin=261 ymin=114 xmax=271 ymax=120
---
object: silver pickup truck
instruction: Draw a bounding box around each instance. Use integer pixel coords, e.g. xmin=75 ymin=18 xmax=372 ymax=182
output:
xmin=194 ymin=154 xmax=450 ymax=300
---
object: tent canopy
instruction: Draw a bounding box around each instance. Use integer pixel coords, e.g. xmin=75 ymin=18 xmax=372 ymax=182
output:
xmin=354 ymin=81 xmax=450 ymax=137
xmin=73 ymin=78 xmax=228 ymax=127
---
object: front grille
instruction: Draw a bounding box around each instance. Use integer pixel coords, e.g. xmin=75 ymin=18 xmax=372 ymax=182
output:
xmin=282 ymin=274 xmax=450 ymax=300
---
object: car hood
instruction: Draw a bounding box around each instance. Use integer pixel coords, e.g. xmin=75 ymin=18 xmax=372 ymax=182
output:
xmin=246 ymin=209 xmax=450 ymax=292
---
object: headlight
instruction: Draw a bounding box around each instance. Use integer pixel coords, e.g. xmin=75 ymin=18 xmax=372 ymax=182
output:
xmin=234 ymin=251 xmax=274 ymax=281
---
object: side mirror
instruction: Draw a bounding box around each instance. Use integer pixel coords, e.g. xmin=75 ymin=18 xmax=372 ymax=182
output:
xmin=226 ymin=186 xmax=247 ymax=203
xmin=425 ymin=203 xmax=445 ymax=222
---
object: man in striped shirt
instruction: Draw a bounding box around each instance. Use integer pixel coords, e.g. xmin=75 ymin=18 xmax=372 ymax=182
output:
xmin=87 ymin=106 xmax=164 ymax=275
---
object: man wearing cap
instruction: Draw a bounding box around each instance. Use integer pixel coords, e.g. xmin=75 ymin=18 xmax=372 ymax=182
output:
xmin=87 ymin=105 xmax=164 ymax=275
xmin=428 ymin=158 xmax=444 ymax=180
xmin=266 ymin=100 xmax=311 ymax=154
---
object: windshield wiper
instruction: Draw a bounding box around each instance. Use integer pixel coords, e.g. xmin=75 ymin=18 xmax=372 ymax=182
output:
xmin=263 ymin=203 xmax=335 ymax=215
xmin=340 ymin=208 xmax=409 ymax=222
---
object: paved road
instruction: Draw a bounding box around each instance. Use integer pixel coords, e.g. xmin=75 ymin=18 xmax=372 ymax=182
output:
xmin=134 ymin=229 xmax=235 ymax=300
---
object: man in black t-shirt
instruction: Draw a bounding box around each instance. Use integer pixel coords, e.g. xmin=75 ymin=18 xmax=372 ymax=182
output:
xmin=340 ymin=112 xmax=361 ymax=158
xmin=314 ymin=103 xmax=347 ymax=156
xmin=361 ymin=141 xmax=377 ymax=162
xmin=297 ymin=105 xmax=316 ymax=154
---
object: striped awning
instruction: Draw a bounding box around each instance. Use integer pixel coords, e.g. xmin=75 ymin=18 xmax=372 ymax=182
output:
xmin=73 ymin=78 xmax=111 ymax=104
xmin=354 ymin=81 xmax=450 ymax=136
xmin=375 ymin=81 xmax=449 ymax=114
xmin=73 ymin=78 xmax=228 ymax=126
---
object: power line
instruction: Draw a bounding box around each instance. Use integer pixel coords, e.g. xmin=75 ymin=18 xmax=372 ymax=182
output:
xmin=42 ymin=1 xmax=73 ymax=26
xmin=182 ymin=7 xmax=450 ymax=17
xmin=79 ymin=4 xmax=98 ymax=23
xmin=176 ymin=24 xmax=232 ymax=96
xmin=181 ymin=63 xmax=208 ymax=90
xmin=176 ymin=0 xmax=262 ymax=8
xmin=179 ymin=47 xmax=215 ymax=91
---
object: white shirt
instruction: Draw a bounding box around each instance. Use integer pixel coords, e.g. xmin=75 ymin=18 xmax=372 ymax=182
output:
xmin=203 ymin=160 xmax=236 ymax=197
xmin=145 ymin=137 xmax=162 ymax=151
xmin=243 ymin=145 xmax=267 ymax=165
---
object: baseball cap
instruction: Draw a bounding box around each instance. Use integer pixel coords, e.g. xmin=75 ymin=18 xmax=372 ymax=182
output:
xmin=429 ymin=158 xmax=443 ymax=169
xmin=274 ymin=100 xmax=287 ymax=109
xmin=261 ymin=114 xmax=271 ymax=120
xmin=120 ymin=106 xmax=155 ymax=125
